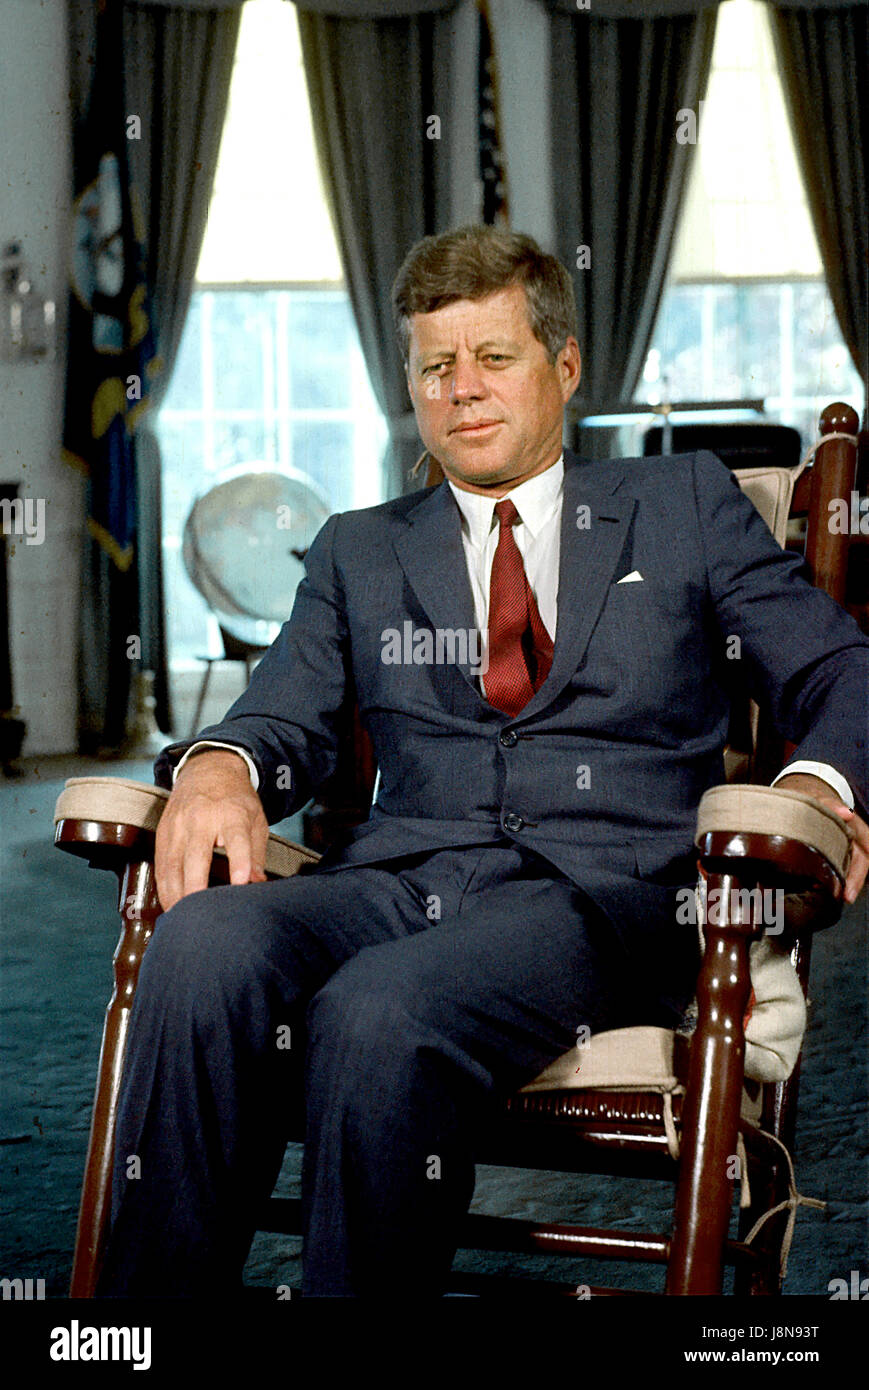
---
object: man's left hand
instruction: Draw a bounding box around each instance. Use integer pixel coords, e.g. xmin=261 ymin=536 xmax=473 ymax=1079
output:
xmin=775 ymin=772 xmax=868 ymax=904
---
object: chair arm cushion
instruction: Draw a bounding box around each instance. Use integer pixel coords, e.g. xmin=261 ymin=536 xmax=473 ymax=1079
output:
xmin=53 ymin=777 xmax=321 ymax=879
xmin=695 ymin=784 xmax=853 ymax=880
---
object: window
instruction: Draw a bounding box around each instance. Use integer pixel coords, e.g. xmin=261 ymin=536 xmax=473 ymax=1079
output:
xmin=632 ymin=0 xmax=862 ymax=451
xmin=158 ymin=0 xmax=387 ymax=669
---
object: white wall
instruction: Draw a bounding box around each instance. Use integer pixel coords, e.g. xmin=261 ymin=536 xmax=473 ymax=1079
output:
xmin=0 ymin=0 xmax=80 ymax=754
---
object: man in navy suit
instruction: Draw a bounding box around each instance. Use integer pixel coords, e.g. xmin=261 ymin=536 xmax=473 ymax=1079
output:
xmin=98 ymin=226 xmax=868 ymax=1297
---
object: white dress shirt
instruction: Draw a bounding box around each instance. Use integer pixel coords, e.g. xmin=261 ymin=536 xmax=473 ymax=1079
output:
xmin=177 ymin=454 xmax=853 ymax=808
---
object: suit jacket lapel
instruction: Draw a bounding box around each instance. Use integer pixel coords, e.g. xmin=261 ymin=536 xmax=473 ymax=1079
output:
xmin=514 ymin=452 xmax=636 ymax=721
xmin=392 ymin=482 xmax=482 ymax=692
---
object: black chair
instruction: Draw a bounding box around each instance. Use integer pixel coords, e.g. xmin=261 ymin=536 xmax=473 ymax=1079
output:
xmin=643 ymin=421 xmax=802 ymax=470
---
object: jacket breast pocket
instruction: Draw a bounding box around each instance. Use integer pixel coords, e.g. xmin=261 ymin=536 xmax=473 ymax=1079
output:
xmin=591 ymin=581 xmax=702 ymax=718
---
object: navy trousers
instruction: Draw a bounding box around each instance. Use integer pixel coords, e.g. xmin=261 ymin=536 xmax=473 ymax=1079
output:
xmin=96 ymin=840 xmax=690 ymax=1298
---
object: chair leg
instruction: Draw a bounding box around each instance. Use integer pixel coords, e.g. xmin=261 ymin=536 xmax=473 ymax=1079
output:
xmin=666 ymin=870 xmax=758 ymax=1294
xmin=69 ymin=859 xmax=161 ymax=1297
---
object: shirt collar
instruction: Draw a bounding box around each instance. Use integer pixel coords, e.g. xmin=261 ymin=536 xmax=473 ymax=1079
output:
xmin=447 ymin=455 xmax=564 ymax=549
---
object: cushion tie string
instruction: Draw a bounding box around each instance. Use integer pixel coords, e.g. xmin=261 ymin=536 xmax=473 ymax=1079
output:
xmin=741 ymin=1127 xmax=826 ymax=1283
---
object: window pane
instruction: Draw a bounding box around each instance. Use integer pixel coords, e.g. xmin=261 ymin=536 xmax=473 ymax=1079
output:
xmin=159 ymin=418 xmax=205 ymax=518
xmin=737 ymin=285 xmax=781 ymax=397
xmin=288 ymin=294 xmax=353 ymax=409
xmin=706 ymin=285 xmax=740 ymax=398
xmin=210 ymin=291 xmax=270 ymax=413
xmin=162 ymin=549 xmax=213 ymax=658
xmin=791 ymin=283 xmax=859 ymax=398
xmin=162 ymin=294 xmax=202 ymax=410
xmin=292 ymin=421 xmax=355 ymax=510
xmin=213 ymin=417 xmax=269 ymax=472
xmin=650 ymin=285 xmax=704 ymax=399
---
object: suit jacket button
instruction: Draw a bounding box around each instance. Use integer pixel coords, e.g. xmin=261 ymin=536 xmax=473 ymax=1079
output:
xmin=499 ymin=729 xmax=518 ymax=748
xmin=503 ymin=812 xmax=524 ymax=833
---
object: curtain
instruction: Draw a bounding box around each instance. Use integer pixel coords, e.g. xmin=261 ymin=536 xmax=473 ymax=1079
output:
xmin=121 ymin=2 xmax=242 ymax=733
xmin=767 ymin=0 xmax=868 ymax=410
xmin=292 ymin=0 xmax=461 ymax=495
xmin=536 ymin=0 xmax=718 ymax=458
xmin=65 ymin=0 xmax=241 ymax=745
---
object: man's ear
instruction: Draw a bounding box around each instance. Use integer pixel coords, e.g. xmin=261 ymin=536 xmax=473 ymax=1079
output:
xmin=558 ymin=337 xmax=581 ymax=403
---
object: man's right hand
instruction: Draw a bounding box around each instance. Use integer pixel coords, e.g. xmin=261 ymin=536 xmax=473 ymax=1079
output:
xmin=155 ymin=749 xmax=269 ymax=911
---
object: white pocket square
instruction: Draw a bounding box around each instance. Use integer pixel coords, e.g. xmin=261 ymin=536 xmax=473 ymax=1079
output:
xmin=616 ymin=570 xmax=643 ymax=584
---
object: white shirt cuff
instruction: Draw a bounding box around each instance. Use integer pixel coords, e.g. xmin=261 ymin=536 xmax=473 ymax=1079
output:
xmin=771 ymin=761 xmax=854 ymax=810
xmin=173 ymin=741 xmax=260 ymax=792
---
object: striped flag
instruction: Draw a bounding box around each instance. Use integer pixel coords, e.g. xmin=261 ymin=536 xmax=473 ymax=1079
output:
xmin=477 ymin=0 xmax=509 ymax=226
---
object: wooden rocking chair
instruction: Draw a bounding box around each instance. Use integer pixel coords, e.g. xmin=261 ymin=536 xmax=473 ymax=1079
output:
xmin=54 ymin=403 xmax=863 ymax=1297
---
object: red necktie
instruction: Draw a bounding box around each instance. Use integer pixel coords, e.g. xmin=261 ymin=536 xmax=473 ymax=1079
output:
xmin=485 ymin=498 xmax=554 ymax=717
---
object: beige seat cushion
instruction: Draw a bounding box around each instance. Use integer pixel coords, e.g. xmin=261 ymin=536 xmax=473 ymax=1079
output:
xmin=520 ymin=1026 xmax=684 ymax=1093
xmin=519 ymin=1018 xmax=777 ymax=1110
xmin=519 ymin=1027 xmax=762 ymax=1131
xmin=53 ymin=777 xmax=319 ymax=879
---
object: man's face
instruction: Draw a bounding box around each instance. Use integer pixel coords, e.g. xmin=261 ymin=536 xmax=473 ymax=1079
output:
xmin=405 ymin=283 xmax=581 ymax=495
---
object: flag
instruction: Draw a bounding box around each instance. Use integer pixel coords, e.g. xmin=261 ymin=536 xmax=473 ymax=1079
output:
xmin=62 ymin=0 xmax=161 ymax=750
xmin=63 ymin=0 xmax=160 ymax=571
xmin=477 ymin=0 xmax=509 ymax=226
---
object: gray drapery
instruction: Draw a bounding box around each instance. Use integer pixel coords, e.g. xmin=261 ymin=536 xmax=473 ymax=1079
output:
xmin=122 ymin=1 xmax=241 ymax=733
xmin=536 ymin=0 xmax=718 ymax=458
xmin=292 ymin=0 xmax=455 ymax=15
xmin=66 ymin=1 xmax=240 ymax=741
xmin=541 ymin=0 xmax=714 ymax=11
xmin=134 ymin=0 xmax=243 ymax=7
xmin=767 ymin=0 xmax=868 ymax=410
xmin=292 ymin=0 xmax=460 ymax=494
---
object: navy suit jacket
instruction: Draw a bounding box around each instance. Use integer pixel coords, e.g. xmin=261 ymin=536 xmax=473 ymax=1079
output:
xmin=156 ymin=448 xmax=869 ymax=963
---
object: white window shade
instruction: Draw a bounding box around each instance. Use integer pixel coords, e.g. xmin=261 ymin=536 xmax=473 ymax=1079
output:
xmin=670 ymin=0 xmax=823 ymax=282
xmin=196 ymin=0 xmax=343 ymax=284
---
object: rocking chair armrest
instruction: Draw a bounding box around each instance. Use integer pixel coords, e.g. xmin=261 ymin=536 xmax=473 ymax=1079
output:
xmin=52 ymin=776 xmax=321 ymax=880
xmin=694 ymin=784 xmax=853 ymax=910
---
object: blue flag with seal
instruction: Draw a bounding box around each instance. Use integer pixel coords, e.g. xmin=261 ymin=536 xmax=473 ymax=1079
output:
xmin=63 ymin=1 xmax=160 ymax=567
xmin=63 ymin=0 xmax=161 ymax=749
